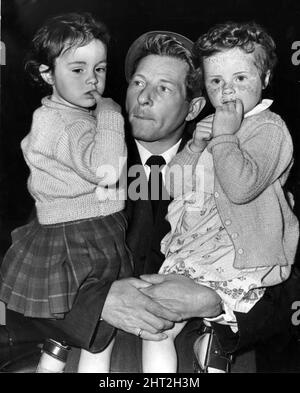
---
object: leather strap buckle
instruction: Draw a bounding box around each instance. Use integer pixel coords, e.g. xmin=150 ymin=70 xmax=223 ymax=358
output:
xmin=194 ymin=325 xmax=234 ymax=373
xmin=42 ymin=339 xmax=70 ymax=362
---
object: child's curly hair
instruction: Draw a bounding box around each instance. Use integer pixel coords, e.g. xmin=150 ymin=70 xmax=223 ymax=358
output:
xmin=193 ymin=21 xmax=277 ymax=83
xmin=25 ymin=12 xmax=110 ymax=88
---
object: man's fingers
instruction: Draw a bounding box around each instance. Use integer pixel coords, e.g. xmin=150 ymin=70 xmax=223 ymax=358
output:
xmin=140 ymin=274 xmax=166 ymax=284
xmin=114 ymin=299 xmax=175 ymax=336
xmin=130 ymin=326 xmax=169 ymax=341
xmin=129 ymin=277 xmax=153 ymax=289
xmin=142 ymin=288 xmax=182 ymax=322
xmin=139 ymin=331 xmax=168 ymax=341
xmin=102 ymin=278 xmax=178 ymax=339
xmin=137 ymin=307 xmax=174 ymax=332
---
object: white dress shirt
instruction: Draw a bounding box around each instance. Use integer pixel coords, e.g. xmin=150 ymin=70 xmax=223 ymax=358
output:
xmin=135 ymin=139 xmax=182 ymax=182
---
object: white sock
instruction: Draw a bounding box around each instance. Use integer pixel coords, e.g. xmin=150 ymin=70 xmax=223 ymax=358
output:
xmin=36 ymin=352 xmax=66 ymax=373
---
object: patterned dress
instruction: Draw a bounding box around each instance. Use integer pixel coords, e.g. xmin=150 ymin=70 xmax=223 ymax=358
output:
xmin=159 ymin=148 xmax=290 ymax=324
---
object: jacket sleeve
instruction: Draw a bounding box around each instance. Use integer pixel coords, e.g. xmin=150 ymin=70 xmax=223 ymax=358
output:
xmin=212 ymin=268 xmax=300 ymax=353
xmin=6 ymin=280 xmax=115 ymax=353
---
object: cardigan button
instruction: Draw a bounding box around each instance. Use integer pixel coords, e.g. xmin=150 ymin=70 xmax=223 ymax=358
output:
xmin=225 ymin=219 xmax=231 ymax=226
xmin=214 ymin=192 xmax=219 ymax=198
xmin=231 ymin=232 xmax=238 ymax=239
xmin=237 ymin=248 xmax=244 ymax=255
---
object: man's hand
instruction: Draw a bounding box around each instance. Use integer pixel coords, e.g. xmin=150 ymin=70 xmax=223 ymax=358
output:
xmin=190 ymin=115 xmax=213 ymax=153
xmin=101 ymin=278 xmax=181 ymax=341
xmin=213 ymin=99 xmax=244 ymax=137
xmin=140 ymin=274 xmax=223 ymax=320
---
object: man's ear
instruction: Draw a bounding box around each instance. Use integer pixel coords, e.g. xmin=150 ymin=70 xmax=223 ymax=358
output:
xmin=39 ymin=64 xmax=54 ymax=85
xmin=185 ymin=97 xmax=206 ymax=121
xmin=263 ymin=70 xmax=271 ymax=89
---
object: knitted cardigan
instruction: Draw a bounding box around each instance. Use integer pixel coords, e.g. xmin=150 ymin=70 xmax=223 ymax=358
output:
xmin=167 ymin=109 xmax=299 ymax=269
xmin=21 ymin=97 xmax=127 ymax=224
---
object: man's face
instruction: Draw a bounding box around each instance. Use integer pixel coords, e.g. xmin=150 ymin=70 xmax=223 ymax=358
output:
xmin=126 ymin=54 xmax=191 ymax=152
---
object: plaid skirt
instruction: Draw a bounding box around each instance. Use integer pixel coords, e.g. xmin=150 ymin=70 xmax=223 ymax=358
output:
xmin=0 ymin=211 xmax=133 ymax=319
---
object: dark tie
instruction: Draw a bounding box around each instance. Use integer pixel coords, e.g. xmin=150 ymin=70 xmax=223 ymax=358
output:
xmin=146 ymin=155 xmax=166 ymax=218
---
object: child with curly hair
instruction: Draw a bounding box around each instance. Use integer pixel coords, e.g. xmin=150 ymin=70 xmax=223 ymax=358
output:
xmin=142 ymin=21 xmax=299 ymax=373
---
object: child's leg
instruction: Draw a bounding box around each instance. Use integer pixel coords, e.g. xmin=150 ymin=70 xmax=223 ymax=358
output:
xmin=77 ymin=338 xmax=115 ymax=373
xmin=36 ymin=339 xmax=70 ymax=373
xmin=142 ymin=321 xmax=186 ymax=373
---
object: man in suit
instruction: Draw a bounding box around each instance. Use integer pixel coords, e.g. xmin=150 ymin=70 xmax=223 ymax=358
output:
xmin=1 ymin=30 xmax=299 ymax=373
xmin=109 ymin=30 xmax=300 ymax=373
xmin=110 ymin=31 xmax=220 ymax=372
xmin=105 ymin=31 xmax=229 ymax=372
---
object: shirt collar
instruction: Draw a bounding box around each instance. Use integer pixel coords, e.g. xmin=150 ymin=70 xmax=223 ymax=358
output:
xmin=135 ymin=139 xmax=182 ymax=167
xmin=244 ymin=99 xmax=273 ymax=118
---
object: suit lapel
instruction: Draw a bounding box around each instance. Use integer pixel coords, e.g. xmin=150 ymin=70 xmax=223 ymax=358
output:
xmin=126 ymin=135 xmax=153 ymax=222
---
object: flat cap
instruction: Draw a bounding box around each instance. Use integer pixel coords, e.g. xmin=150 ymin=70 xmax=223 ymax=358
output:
xmin=124 ymin=30 xmax=193 ymax=82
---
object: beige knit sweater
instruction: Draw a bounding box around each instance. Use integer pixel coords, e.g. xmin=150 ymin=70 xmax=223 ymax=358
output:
xmin=21 ymin=97 xmax=127 ymax=224
xmin=167 ymin=109 xmax=299 ymax=269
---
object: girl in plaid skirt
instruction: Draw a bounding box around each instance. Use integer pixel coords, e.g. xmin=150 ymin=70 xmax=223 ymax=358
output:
xmin=0 ymin=12 xmax=132 ymax=372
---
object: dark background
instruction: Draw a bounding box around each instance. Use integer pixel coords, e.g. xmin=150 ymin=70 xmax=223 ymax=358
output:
xmin=1 ymin=0 xmax=299 ymax=257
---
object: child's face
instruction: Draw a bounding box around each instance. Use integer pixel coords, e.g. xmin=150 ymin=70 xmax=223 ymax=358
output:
xmin=203 ymin=47 xmax=268 ymax=114
xmin=48 ymin=39 xmax=107 ymax=109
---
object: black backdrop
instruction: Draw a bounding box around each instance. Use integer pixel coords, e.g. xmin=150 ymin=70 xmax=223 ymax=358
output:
xmin=1 ymin=0 xmax=299 ymax=257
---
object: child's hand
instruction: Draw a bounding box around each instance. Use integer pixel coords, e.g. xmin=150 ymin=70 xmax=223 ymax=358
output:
xmin=93 ymin=96 xmax=122 ymax=117
xmin=212 ymin=98 xmax=244 ymax=137
xmin=190 ymin=115 xmax=213 ymax=152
